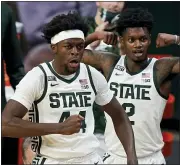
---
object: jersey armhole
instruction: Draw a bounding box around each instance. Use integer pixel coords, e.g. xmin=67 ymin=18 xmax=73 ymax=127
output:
xmin=86 ymin=65 xmax=97 ymax=96
xmin=106 ymin=56 xmax=120 ymax=82
xmin=34 ymin=64 xmax=48 ymax=104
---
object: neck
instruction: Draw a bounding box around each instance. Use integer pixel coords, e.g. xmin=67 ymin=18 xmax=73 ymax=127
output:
xmin=52 ymin=59 xmax=69 ymax=75
xmin=125 ymin=56 xmax=149 ymax=73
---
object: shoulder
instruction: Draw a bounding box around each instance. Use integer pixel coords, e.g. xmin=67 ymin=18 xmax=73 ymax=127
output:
xmin=25 ymin=64 xmax=45 ymax=82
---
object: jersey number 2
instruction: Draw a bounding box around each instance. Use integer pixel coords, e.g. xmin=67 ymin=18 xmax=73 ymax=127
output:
xmin=122 ymin=103 xmax=135 ymax=125
xmin=59 ymin=111 xmax=87 ymax=133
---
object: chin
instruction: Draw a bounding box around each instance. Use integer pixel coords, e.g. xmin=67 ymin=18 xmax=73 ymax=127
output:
xmin=134 ymin=54 xmax=147 ymax=62
xmin=68 ymin=67 xmax=79 ymax=74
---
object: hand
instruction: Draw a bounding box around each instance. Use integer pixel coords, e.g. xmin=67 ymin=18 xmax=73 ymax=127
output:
xmin=59 ymin=115 xmax=84 ymax=135
xmin=90 ymin=22 xmax=110 ymax=49
xmin=95 ymin=31 xmax=118 ymax=46
xmin=95 ymin=21 xmax=109 ymax=32
xmin=156 ymin=33 xmax=177 ymax=48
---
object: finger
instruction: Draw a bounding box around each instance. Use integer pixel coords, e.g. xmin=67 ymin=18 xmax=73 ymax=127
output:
xmin=113 ymin=34 xmax=118 ymax=45
xmin=78 ymin=115 xmax=84 ymax=120
xmin=103 ymin=35 xmax=108 ymax=44
xmin=156 ymin=38 xmax=160 ymax=48
xmin=108 ymin=34 xmax=115 ymax=45
xmin=106 ymin=32 xmax=112 ymax=45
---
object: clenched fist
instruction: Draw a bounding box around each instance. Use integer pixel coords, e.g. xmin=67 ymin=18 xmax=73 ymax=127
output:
xmin=156 ymin=33 xmax=180 ymax=48
xmin=58 ymin=115 xmax=84 ymax=135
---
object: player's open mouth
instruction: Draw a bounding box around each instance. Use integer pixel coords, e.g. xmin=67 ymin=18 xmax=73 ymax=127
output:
xmin=69 ymin=59 xmax=79 ymax=68
xmin=133 ymin=50 xmax=143 ymax=57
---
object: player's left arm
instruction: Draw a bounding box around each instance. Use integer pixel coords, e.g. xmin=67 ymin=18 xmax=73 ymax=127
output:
xmin=102 ymin=98 xmax=137 ymax=164
xmin=85 ymin=31 xmax=118 ymax=48
xmin=155 ymin=57 xmax=180 ymax=85
xmin=90 ymin=66 xmax=137 ymax=165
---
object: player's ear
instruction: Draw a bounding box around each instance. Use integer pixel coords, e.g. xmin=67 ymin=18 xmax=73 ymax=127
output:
xmin=51 ymin=44 xmax=57 ymax=54
xmin=119 ymin=36 xmax=124 ymax=47
xmin=148 ymin=33 xmax=151 ymax=46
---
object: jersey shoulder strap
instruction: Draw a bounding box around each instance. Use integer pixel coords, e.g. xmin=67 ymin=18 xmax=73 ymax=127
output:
xmin=85 ymin=65 xmax=97 ymax=95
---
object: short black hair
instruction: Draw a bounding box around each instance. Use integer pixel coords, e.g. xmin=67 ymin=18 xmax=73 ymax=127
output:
xmin=42 ymin=11 xmax=89 ymax=44
xmin=116 ymin=7 xmax=154 ymax=36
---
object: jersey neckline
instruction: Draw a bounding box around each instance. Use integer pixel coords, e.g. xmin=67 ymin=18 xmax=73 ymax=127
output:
xmin=46 ymin=62 xmax=80 ymax=84
xmin=124 ymin=55 xmax=152 ymax=76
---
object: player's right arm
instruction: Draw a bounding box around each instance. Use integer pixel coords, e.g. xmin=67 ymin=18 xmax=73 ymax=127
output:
xmin=82 ymin=49 xmax=119 ymax=76
xmin=2 ymin=67 xmax=83 ymax=138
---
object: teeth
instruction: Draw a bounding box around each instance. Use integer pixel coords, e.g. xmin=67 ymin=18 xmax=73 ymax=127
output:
xmin=134 ymin=53 xmax=143 ymax=57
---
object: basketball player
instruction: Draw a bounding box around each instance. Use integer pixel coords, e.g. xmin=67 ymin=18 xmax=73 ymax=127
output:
xmin=81 ymin=8 xmax=180 ymax=164
xmin=2 ymin=12 xmax=137 ymax=164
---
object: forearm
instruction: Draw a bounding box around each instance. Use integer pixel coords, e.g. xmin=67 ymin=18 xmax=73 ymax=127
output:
xmin=2 ymin=117 xmax=60 ymax=138
xmin=85 ymin=31 xmax=100 ymax=48
xmin=113 ymin=115 xmax=136 ymax=158
xmin=103 ymin=98 xmax=136 ymax=158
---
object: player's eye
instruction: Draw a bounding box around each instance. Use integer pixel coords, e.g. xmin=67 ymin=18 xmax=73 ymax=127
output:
xmin=128 ymin=38 xmax=134 ymax=43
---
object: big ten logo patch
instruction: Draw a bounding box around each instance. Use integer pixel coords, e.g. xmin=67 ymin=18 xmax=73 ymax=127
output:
xmin=115 ymin=65 xmax=125 ymax=72
xmin=47 ymin=76 xmax=57 ymax=81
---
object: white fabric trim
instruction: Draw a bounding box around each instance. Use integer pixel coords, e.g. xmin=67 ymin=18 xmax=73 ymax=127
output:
xmin=51 ymin=30 xmax=85 ymax=44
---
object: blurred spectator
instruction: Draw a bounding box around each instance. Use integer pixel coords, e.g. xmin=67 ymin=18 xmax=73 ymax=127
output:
xmin=16 ymin=2 xmax=96 ymax=50
xmin=1 ymin=2 xmax=25 ymax=164
xmin=24 ymin=44 xmax=54 ymax=73
xmin=86 ymin=1 xmax=126 ymax=54
xmin=22 ymin=138 xmax=35 ymax=164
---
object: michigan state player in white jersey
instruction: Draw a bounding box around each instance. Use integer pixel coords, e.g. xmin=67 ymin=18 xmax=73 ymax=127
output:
xmin=81 ymin=8 xmax=180 ymax=164
xmin=2 ymin=11 xmax=138 ymax=164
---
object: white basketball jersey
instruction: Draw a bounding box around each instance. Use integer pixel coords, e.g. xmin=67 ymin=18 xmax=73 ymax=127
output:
xmin=104 ymin=55 xmax=167 ymax=158
xmin=29 ymin=62 xmax=99 ymax=159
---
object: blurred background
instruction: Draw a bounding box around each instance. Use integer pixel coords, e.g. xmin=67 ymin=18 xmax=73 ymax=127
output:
xmin=1 ymin=1 xmax=180 ymax=164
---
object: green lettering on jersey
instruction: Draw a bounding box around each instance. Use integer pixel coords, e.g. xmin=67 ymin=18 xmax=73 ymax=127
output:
xmin=49 ymin=92 xmax=92 ymax=108
xmin=110 ymin=82 xmax=118 ymax=97
xmin=49 ymin=93 xmax=60 ymax=108
xmin=69 ymin=93 xmax=79 ymax=107
xmin=60 ymin=93 xmax=68 ymax=108
xmin=110 ymin=82 xmax=151 ymax=100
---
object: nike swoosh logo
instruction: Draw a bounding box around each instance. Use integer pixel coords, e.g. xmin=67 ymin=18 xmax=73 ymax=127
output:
xmin=50 ymin=83 xmax=59 ymax=87
xmin=94 ymin=161 xmax=99 ymax=165
xmin=115 ymin=73 xmax=122 ymax=76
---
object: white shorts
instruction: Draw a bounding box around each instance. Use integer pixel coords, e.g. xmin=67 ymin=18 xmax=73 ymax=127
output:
xmin=32 ymin=151 xmax=103 ymax=164
xmin=103 ymin=150 xmax=166 ymax=164
xmin=95 ymin=133 xmax=108 ymax=158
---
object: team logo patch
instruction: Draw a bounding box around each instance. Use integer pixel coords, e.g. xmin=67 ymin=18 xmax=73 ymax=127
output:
xmin=47 ymin=76 xmax=56 ymax=81
xmin=79 ymin=79 xmax=89 ymax=89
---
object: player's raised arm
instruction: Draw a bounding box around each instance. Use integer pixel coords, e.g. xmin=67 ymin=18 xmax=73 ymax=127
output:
xmin=82 ymin=49 xmax=118 ymax=71
xmin=2 ymin=67 xmax=83 ymax=138
xmin=154 ymin=57 xmax=180 ymax=87
xmin=85 ymin=31 xmax=118 ymax=48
